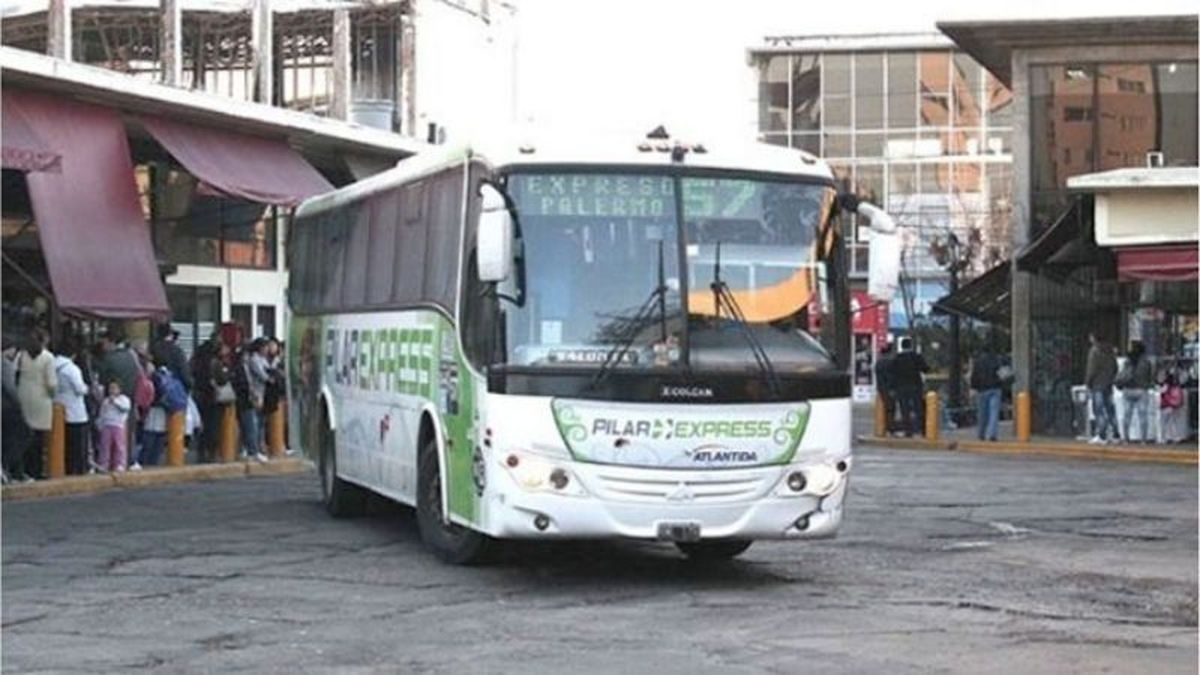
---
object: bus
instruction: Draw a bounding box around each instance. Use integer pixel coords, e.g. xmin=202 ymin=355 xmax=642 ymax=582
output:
xmin=286 ymin=130 xmax=900 ymax=563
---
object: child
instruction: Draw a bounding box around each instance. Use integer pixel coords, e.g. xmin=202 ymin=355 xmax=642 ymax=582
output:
xmin=97 ymin=381 xmax=131 ymax=473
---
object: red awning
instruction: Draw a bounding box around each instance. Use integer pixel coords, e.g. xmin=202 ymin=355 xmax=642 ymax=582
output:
xmin=9 ymin=89 xmax=169 ymax=319
xmin=140 ymin=116 xmax=333 ymax=206
xmin=2 ymin=94 xmax=61 ymax=172
xmin=1117 ymin=245 xmax=1199 ymax=282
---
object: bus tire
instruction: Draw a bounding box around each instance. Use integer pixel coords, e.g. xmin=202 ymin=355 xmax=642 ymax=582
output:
xmin=416 ymin=435 xmax=489 ymax=565
xmin=675 ymin=539 xmax=753 ymax=561
xmin=318 ymin=415 xmax=367 ymax=518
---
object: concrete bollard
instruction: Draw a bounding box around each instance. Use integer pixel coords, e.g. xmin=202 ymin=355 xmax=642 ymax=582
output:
xmin=268 ymin=402 xmax=285 ymax=458
xmin=874 ymin=393 xmax=888 ymax=437
xmin=1016 ymin=391 xmax=1032 ymax=443
xmin=924 ymin=390 xmax=939 ymax=442
xmin=166 ymin=411 xmax=186 ymax=466
xmin=219 ymin=404 xmax=238 ymax=463
xmin=48 ymin=403 xmax=66 ymax=479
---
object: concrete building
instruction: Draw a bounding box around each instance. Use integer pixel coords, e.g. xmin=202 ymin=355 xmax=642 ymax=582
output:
xmin=938 ymin=15 xmax=1198 ymax=436
xmin=2 ymin=0 xmax=516 ymax=350
xmin=748 ymin=33 xmax=1014 ymax=327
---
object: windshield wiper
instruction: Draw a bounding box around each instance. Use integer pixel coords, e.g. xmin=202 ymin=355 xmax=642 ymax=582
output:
xmin=709 ymin=241 xmax=783 ymax=399
xmin=590 ymin=240 xmax=670 ymax=389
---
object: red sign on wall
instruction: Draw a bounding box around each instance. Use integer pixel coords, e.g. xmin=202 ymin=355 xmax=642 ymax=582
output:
xmin=851 ymin=291 xmax=889 ymax=352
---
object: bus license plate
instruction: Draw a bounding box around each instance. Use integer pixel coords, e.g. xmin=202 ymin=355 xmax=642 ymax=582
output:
xmin=657 ymin=522 xmax=701 ymax=542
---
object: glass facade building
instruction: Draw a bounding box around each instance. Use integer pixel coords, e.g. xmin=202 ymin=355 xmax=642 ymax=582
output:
xmin=753 ymin=38 xmax=1014 ymax=326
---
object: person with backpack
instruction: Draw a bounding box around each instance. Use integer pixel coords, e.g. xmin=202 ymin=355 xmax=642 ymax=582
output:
xmin=969 ymin=343 xmax=1003 ymax=442
xmin=151 ymin=323 xmax=193 ymax=392
xmin=137 ymin=362 xmax=188 ymax=468
xmin=1116 ymin=340 xmax=1155 ymax=443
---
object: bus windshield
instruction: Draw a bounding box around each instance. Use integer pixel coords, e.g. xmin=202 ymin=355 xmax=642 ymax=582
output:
xmin=501 ymin=171 xmax=838 ymax=371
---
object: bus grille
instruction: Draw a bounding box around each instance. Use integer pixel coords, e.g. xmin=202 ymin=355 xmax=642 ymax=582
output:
xmin=588 ymin=470 xmax=772 ymax=504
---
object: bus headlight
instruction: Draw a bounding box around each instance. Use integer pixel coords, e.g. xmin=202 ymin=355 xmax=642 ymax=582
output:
xmin=500 ymin=451 xmax=587 ymax=497
xmin=804 ymin=464 xmax=841 ymax=496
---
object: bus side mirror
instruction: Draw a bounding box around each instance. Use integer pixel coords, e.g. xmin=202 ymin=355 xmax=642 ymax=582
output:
xmin=854 ymin=201 xmax=901 ymax=302
xmin=477 ymin=184 xmax=514 ymax=283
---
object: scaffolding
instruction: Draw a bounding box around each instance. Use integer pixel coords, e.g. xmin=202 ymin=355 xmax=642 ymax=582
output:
xmin=1 ymin=1 xmax=410 ymax=128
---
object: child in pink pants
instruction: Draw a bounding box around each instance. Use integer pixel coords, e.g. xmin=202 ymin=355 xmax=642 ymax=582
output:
xmin=97 ymin=381 xmax=131 ymax=473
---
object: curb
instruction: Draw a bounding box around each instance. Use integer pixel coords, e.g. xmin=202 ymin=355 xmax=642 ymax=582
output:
xmin=857 ymin=436 xmax=1197 ymax=466
xmin=2 ymin=458 xmax=313 ymax=502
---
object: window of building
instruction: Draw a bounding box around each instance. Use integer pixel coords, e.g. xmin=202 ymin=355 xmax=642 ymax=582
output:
xmin=231 ymin=304 xmax=253 ymax=340
xmin=919 ymin=52 xmax=951 ymax=128
xmin=166 ymin=285 xmax=221 ymax=358
xmin=854 ymin=52 xmax=884 ymax=130
xmin=758 ymin=55 xmax=790 ymax=133
xmin=823 ymin=53 xmax=852 ymax=128
xmin=887 ymin=52 xmax=918 ymax=129
xmin=257 ymin=305 xmax=276 ymax=339
xmin=952 ymin=53 xmax=982 ymax=128
xmin=151 ymin=166 xmax=278 ymax=269
xmin=791 ymin=54 xmax=821 ymax=132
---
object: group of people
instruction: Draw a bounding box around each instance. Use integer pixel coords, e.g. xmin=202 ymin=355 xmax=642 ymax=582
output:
xmin=1 ymin=324 xmax=286 ymax=484
xmin=874 ymin=337 xmax=931 ymax=438
xmin=1085 ymin=333 xmax=1190 ymax=445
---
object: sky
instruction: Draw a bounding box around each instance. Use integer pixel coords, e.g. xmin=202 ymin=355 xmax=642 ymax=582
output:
xmin=511 ymin=0 xmax=1197 ymax=138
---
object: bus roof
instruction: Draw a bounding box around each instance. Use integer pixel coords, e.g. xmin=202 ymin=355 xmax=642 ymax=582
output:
xmin=294 ymin=133 xmax=836 ymax=220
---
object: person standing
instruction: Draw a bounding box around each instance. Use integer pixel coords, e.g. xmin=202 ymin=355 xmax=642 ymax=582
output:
xmin=15 ymin=329 xmax=57 ymax=480
xmin=891 ymin=337 xmax=929 ymax=438
xmin=235 ymin=339 xmax=271 ymax=463
xmin=96 ymin=381 xmax=131 ymax=472
xmin=1116 ymin=340 xmax=1154 ymax=443
xmin=874 ymin=342 xmax=897 ymax=435
xmin=969 ymin=344 xmax=1003 ymax=442
xmin=54 ymin=342 xmax=91 ymax=475
xmin=2 ymin=343 xmax=31 ymax=483
xmin=151 ymin=323 xmax=193 ymax=392
xmin=1085 ymin=332 xmax=1119 ymax=444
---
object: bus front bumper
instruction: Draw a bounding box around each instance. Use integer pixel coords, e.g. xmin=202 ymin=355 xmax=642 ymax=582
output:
xmin=483 ymin=459 xmax=848 ymax=541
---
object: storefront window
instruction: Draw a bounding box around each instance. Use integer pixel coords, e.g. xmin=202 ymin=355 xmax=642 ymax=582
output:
xmin=152 ymin=166 xmax=278 ymax=269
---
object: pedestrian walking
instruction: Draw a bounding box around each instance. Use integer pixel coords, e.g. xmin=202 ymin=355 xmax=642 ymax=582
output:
xmin=969 ymin=344 xmax=1003 ymax=441
xmin=874 ymin=342 xmax=897 ymax=435
xmin=96 ymin=381 xmax=131 ymax=472
xmin=892 ymin=337 xmax=929 ymax=437
xmin=15 ymin=329 xmax=57 ymax=480
xmin=1116 ymin=340 xmax=1154 ymax=443
xmin=1085 ymin=332 xmax=1119 ymax=444
xmin=54 ymin=342 xmax=91 ymax=475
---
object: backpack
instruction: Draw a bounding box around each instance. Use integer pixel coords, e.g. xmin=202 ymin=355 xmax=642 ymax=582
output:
xmin=133 ymin=367 xmax=156 ymax=413
xmin=153 ymin=369 xmax=188 ymax=414
xmin=1161 ymin=384 xmax=1184 ymax=410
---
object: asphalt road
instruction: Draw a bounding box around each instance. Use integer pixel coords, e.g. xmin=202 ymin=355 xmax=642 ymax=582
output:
xmin=3 ymin=447 xmax=1196 ymax=674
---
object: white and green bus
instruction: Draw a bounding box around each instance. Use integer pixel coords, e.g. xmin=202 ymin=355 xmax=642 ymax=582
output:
xmin=287 ymin=131 xmax=900 ymax=563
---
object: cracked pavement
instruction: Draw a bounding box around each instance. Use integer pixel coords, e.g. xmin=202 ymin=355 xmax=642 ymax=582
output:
xmin=2 ymin=446 xmax=1196 ymax=674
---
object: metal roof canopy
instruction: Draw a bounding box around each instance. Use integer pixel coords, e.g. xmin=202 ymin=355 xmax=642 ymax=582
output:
xmin=937 ymin=15 xmax=1199 ymax=88
xmin=1067 ymin=167 xmax=1200 ymax=192
xmin=750 ymin=32 xmax=954 ymax=57
xmin=0 ymin=46 xmax=424 ymax=168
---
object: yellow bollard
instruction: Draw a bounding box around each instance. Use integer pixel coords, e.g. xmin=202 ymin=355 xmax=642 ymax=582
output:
xmin=48 ymin=403 xmax=66 ymax=479
xmin=219 ymin=404 xmax=239 ymax=463
xmin=874 ymin=393 xmax=888 ymax=437
xmin=166 ymin=411 xmax=186 ymax=466
xmin=924 ymin=390 xmax=940 ymax=442
xmin=1016 ymin=391 xmax=1032 ymax=443
xmin=268 ymin=402 xmax=285 ymax=458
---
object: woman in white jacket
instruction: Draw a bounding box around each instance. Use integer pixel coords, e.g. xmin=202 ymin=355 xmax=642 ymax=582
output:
xmin=54 ymin=343 xmax=90 ymax=475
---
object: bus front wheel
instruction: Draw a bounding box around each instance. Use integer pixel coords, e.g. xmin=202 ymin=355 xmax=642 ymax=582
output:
xmin=416 ymin=436 xmax=490 ymax=565
xmin=319 ymin=416 xmax=367 ymax=517
xmin=675 ymin=540 xmax=753 ymax=561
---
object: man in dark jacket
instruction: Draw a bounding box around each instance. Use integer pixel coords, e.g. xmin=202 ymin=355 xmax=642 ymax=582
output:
xmin=970 ymin=346 xmax=1003 ymax=441
xmin=892 ymin=337 xmax=929 ymax=437
xmin=874 ymin=343 xmax=897 ymax=434
xmin=1085 ymin=332 xmax=1119 ymax=444
xmin=151 ymin=324 xmax=193 ymax=392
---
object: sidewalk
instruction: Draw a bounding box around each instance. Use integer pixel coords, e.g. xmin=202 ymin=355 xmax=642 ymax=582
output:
xmin=2 ymin=457 xmax=313 ymax=502
xmin=857 ymin=418 xmax=1197 ymax=465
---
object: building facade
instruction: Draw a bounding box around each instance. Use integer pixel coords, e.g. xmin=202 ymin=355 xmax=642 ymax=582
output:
xmin=749 ymin=34 xmax=1014 ymax=327
xmin=2 ymin=0 xmax=515 ymax=353
xmin=940 ymin=15 xmax=1198 ymax=436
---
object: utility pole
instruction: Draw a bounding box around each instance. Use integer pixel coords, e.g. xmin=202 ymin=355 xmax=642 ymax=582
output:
xmin=947 ymin=234 xmax=962 ymax=425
